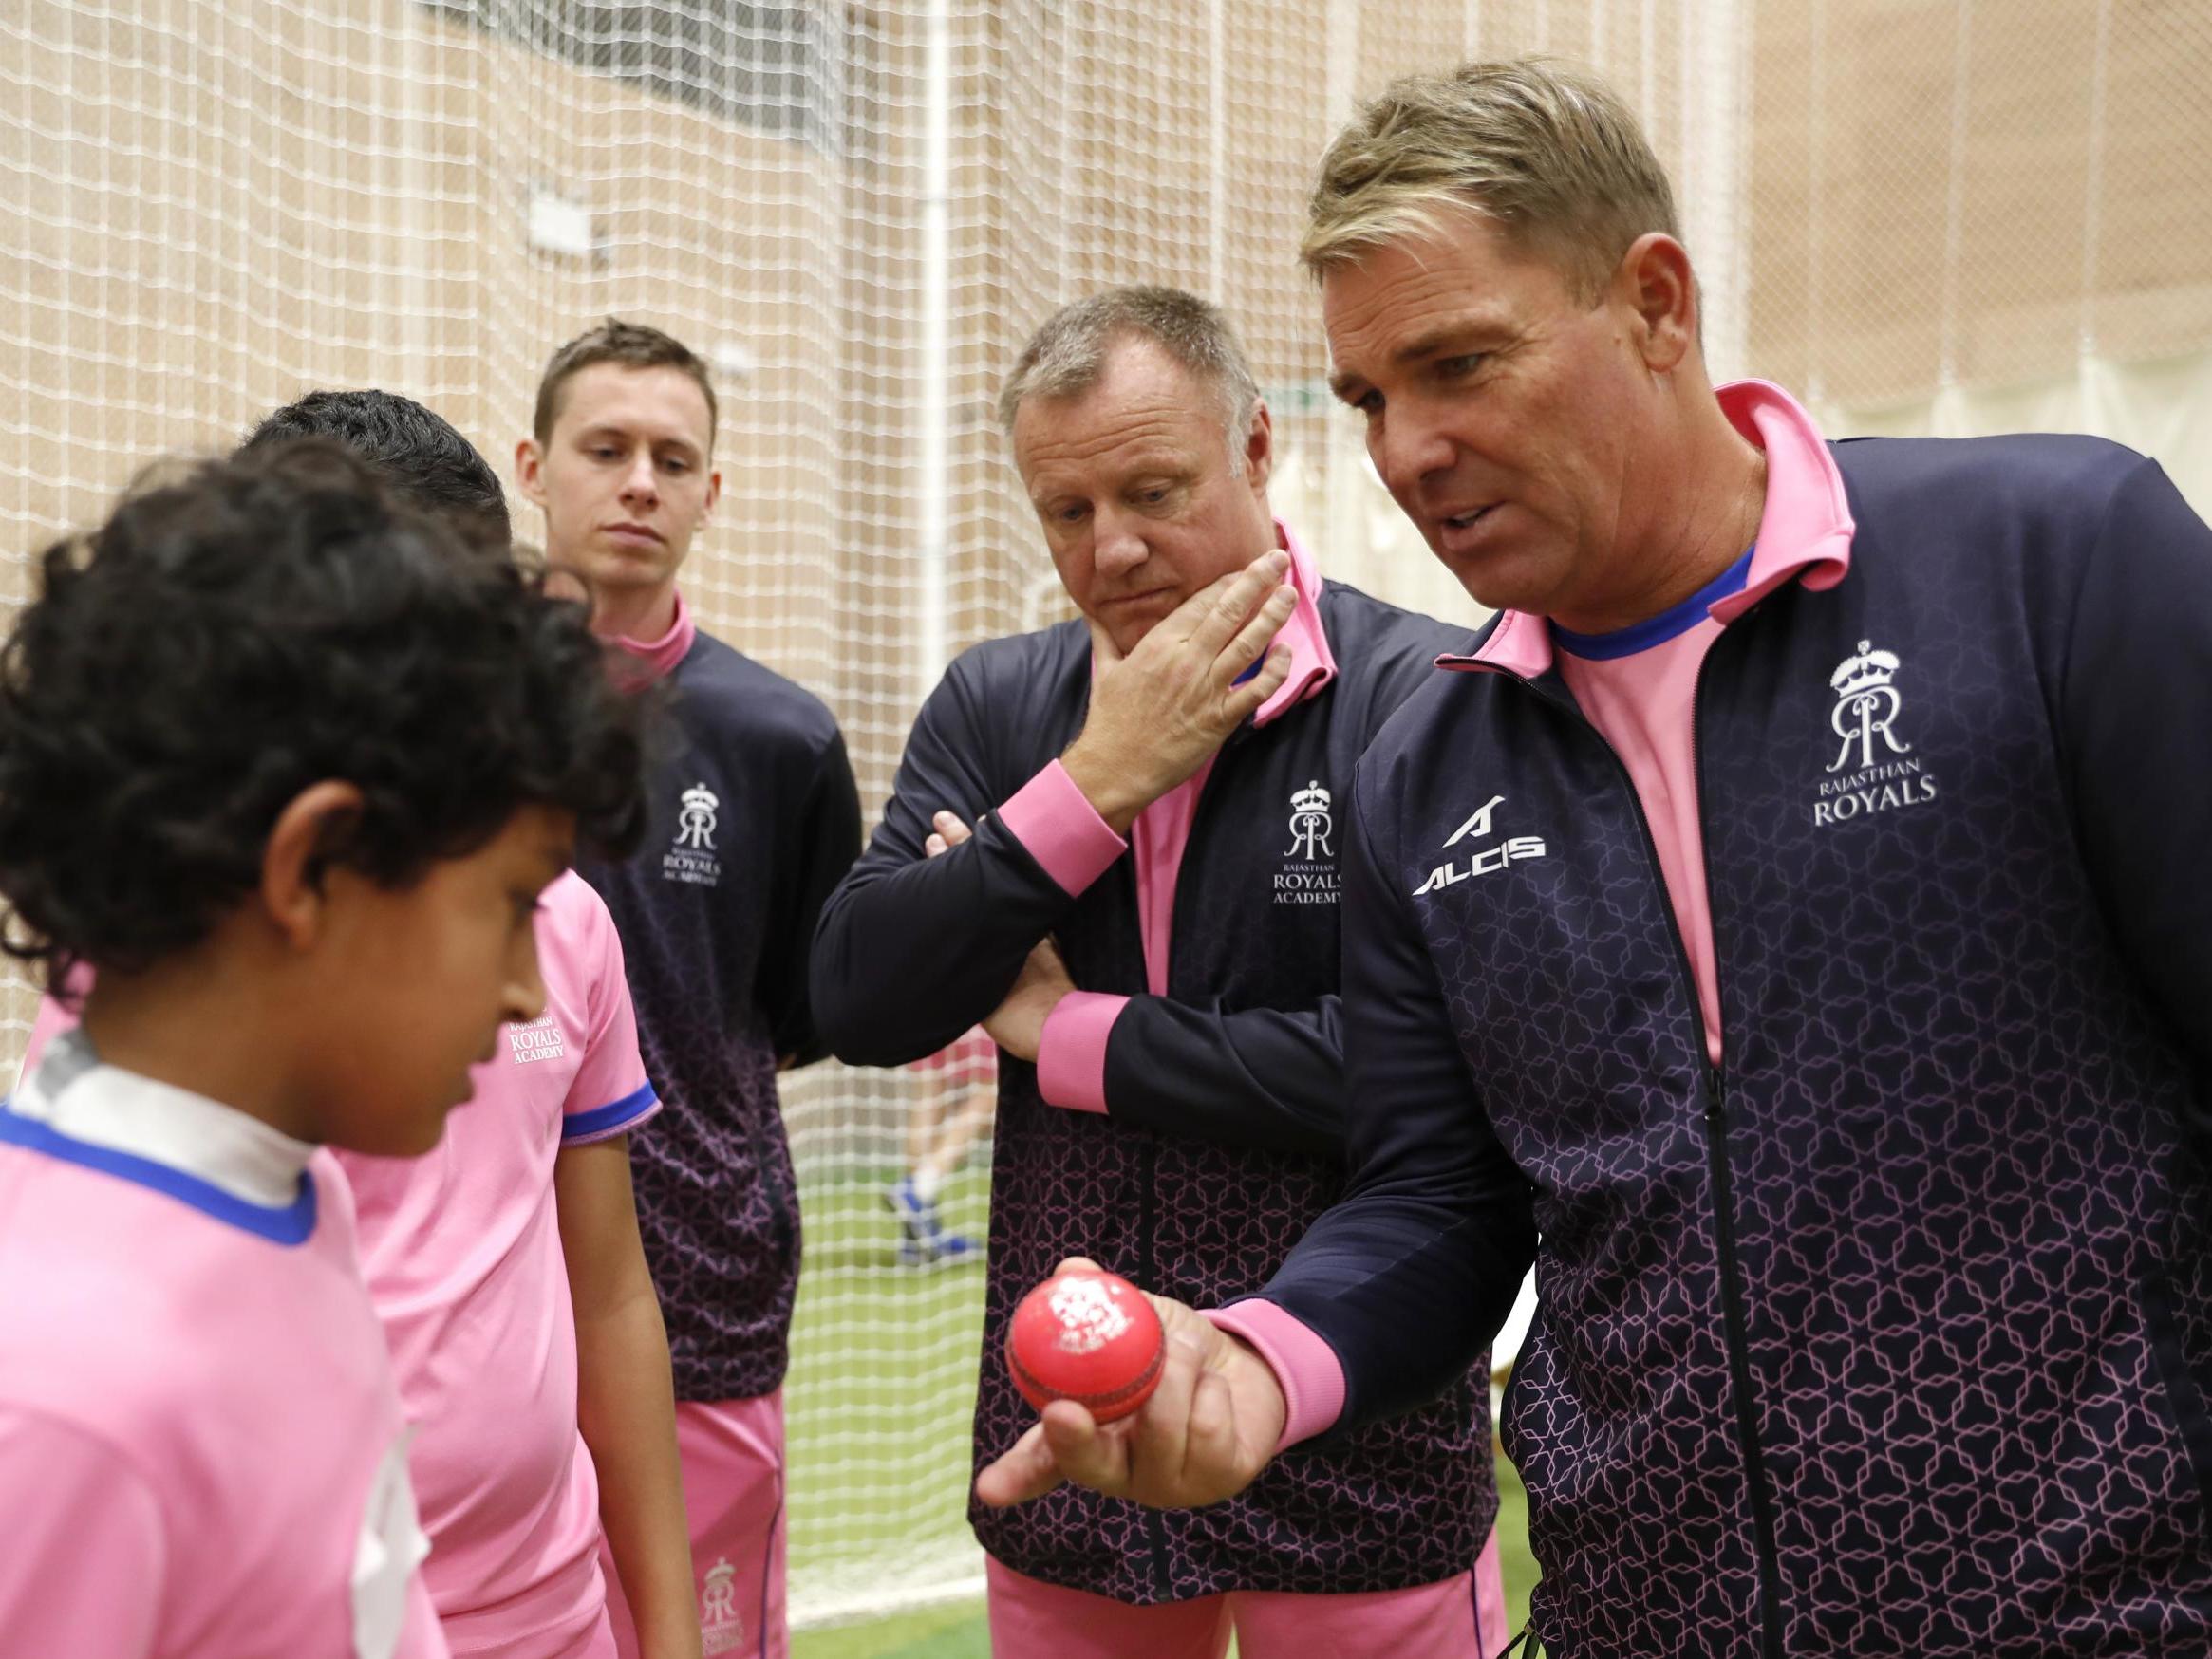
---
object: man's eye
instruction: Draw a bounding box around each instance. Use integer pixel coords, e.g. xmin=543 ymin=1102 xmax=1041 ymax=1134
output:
xmin=1437 ymin=353 xmax=1486 ymax=380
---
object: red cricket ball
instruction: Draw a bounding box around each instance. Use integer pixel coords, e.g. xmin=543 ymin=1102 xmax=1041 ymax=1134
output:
xmin=1004 ymin=1268 xmax=1166 ymax=1423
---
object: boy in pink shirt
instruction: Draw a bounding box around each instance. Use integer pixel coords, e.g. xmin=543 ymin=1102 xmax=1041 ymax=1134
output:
xmin=0 ymin=440 xmax=649 ymax=1655
xmin=336 ymin=871 xmax=672 ymax=1659
xmin=20 ymin=870 xmax=679 ymax=1659
xmin=20 ymin=391 xmax=702 ymax=1659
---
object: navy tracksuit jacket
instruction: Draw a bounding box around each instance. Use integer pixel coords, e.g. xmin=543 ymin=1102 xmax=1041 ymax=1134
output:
xmin=1257 ymin=435 xmax=2212 ymax=1655
xmin=812 ymin=577 xmax=1502 ymax=1602
xmin=580 ymin=628 xmax=860 ymax=1401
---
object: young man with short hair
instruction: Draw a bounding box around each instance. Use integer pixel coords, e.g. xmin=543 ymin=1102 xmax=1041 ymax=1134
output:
xmin=519 ymin=322 xmax=862 ymax=1659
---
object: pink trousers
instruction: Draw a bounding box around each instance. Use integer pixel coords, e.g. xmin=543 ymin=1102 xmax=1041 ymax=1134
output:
xmin=602 ymin=1393 xmax=786 ymax=1659
xmin=985 ymin=1530 xmax=1510 ymax=1658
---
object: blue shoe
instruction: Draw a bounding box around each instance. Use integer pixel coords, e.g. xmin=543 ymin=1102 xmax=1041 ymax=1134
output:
xmin=887 ymin=1178 xmax=980 ymax=1266
xmin=886 ymin=1176 xmax=947 ymax=1254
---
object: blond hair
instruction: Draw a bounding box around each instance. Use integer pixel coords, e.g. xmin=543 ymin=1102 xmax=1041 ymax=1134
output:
xmin=1303 ymin=59 xmax=1679 ymax=300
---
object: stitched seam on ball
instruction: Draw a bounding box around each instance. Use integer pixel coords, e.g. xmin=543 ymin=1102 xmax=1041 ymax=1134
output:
xmin=1010 ymin=1343 xmax=1162 ymax=1409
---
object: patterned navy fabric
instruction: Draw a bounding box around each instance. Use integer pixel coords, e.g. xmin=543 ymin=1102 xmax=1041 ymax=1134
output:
xmin=814 ymin=582 xmax=1500 ymax=1601
xmin=1264 ymin=436 xmax=2212 ymax=1654
xmin=579 ymin=630 xmax=860 ymax=1402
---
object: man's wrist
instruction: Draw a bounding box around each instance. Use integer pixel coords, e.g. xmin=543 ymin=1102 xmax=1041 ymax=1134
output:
xmin=1202 ymin=1300 xmax=1344 ymax=1452
xmin=1059 ymin=736 xmax=1153 ymax=835
xmin=996 ymin=986 xmax=1066 ymax=1064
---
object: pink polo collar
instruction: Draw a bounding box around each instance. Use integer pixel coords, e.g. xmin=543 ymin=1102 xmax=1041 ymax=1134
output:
xmin=1253 ymin=518 xmax=1338 ymax=725
xmin=608 ymin=588 xmax=697 ymax=684
xmin=1441 ymin=379 xmax=1855 ymax=679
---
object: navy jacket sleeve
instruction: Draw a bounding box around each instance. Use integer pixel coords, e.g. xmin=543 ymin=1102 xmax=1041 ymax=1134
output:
xmin=811 ymin=656 xmax=1091 ymax=1067
xmin=763 ymin=729 xmax=862 ymax=1067
xmin=1101 ymin=997 xmax=1346 ymax=1157
xmin=2059 ymin=457 xmax=2212 ymax=1141
xmin=1243 ymin=760 xmax=1538 ymax=1430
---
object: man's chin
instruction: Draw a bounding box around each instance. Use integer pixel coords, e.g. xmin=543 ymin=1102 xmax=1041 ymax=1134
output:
xmin=1095 ymin=594 xmax=1181 ymax=655
xmin=1434 ymin=543 xmax=1554 ymax=619
xmin=579 ymin=546 xmax=680 ymax=587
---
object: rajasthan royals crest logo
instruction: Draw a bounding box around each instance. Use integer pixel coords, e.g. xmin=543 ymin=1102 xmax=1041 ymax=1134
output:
xmin=675 ymin=782 xmax=721 ymax=850
xmin=1285 ymin=780 xmax=1334 ymax=861
xmin=1827 ymin=641 xmax=1913 ymax=774
xmin=699 ymin=1556 xmax=744 ymax=1653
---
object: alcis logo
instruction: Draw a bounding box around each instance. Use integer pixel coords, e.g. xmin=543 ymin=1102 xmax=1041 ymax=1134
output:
xmin=1444 ymin=794 xmax=1505 ymax=846
xmin=1414 ymin=793 xmax=1547 ymax=895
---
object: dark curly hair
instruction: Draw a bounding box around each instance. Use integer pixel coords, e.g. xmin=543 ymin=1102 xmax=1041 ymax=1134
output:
xmin=0 ymin=440 xmax=648 ymax=989
xmin=243 ymin=388 xmax=512 ymax=550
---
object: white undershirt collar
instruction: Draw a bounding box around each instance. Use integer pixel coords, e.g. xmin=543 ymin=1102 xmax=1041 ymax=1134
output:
xmin=11 ymin=1030 xmax=315 ymax=1208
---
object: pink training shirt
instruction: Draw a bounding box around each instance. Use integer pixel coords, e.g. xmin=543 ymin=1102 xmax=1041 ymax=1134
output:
xmin=1210 ymin=380 xmax=1858 ymax=1448
xmin=0 ymin=1040 xmax=448 ymax=1658
xmin=20 ymin=873 xmax=661 ymax=1656
xmin=1007 ymin=520 xmax=1340 ymax=1112
xmin=1554 ymin=587 xmax=1738 ymax=1063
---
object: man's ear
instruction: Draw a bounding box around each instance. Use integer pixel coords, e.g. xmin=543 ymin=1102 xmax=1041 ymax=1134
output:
xmin=1615 ymin=232 xmax=1698 ymax=376
xmin=1243 ymin=399 xmax=1276 ymax=494
xmin=515 ymin=437 xmax=549 ymax=509
xmin=259 ymin=780 xmax=367 ymax=950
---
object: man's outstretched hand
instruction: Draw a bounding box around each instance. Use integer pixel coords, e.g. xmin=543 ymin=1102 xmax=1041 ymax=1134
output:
xmin=974 ymin=1258 xmax=1288 ymax=1511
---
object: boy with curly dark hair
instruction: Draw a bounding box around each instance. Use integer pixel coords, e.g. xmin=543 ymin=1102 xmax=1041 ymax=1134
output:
xmin=0 ymin=440 xmax=646 ymax=1658
xmin=20 ymin=389 xmax=704 ymax=1659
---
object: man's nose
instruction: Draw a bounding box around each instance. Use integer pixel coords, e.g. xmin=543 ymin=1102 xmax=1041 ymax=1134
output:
xmin=1090 ymin=506 xmax=1147 ymax=578
xmin=1372 ymin=408 xmax=1455 ymax=501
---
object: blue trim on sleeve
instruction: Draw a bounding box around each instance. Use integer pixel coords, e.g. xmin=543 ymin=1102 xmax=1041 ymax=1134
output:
xmin=561 ymin=1082 xmax=660 ymax=1143
xmin=1550 ymin=546 xmax=1756 ymax=661
xmin=0 ymin=1104 xmax=318 ymax=1245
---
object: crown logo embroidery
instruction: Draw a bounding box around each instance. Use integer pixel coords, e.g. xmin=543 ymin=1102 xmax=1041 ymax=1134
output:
xmin=1285 ymin=779 xmax=1334 ymax=861
xmin=1828 ymin=640 xmax=1913 ymax=774
xmin=674 ymin=782 xmax=721 ymax=850
xmin=1829 ymin=640 xmax=1901 ymax=700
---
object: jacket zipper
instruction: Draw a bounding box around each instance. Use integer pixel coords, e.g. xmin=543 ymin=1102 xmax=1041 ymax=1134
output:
xmin=1129 ymin=722 xmax=1250 ymax=1600
xmin=1502 ymin=657 xmax=1787 ymax=1657
xmin=1138 ymin=758 xmax=1209 ymax=1603
xmin=1689 ymin=667 xmax=1789 ymax=1659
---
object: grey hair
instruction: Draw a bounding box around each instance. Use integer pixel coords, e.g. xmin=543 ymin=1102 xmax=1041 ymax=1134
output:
xmin=1304 ymin=58 xmax=1681 ymax=302
xmin=997 ymin=287 xmax=1262 ymax=473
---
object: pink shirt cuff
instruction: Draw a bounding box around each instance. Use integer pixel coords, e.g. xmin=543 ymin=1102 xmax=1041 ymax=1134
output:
xmin=1035 ymin=992 xmax=1127 ymax=1113
xmin=997 ymin=760 xmax=1127 ymax=896
xmin=1202 ymin=1300 xmax=1347 ymax=1453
